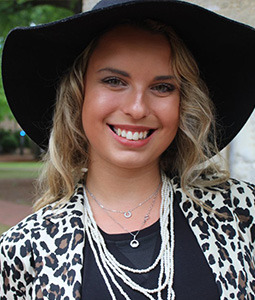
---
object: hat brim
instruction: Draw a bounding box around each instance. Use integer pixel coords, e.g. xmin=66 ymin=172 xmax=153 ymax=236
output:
xmin=2 ymin=0 xmax=255 ymax=150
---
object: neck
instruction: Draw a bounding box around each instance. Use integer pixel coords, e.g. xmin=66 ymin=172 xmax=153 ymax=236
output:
xmin=86 ymin=160 xmax=161 ymax=208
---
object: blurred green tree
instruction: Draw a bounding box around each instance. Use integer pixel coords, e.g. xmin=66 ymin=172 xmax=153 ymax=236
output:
xmin=0 ymin=0 xmax=81 ymax=121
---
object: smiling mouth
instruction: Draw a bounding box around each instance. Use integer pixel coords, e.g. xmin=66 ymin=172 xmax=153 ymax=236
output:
xmin=109 ymin=125 xmax=155 ymax=141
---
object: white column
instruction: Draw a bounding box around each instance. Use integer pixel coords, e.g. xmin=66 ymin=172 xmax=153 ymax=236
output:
xmin=82 ymin=0 xmax=98 ymax=12
xmin=230 ymin=113 xmax=255 ymax=182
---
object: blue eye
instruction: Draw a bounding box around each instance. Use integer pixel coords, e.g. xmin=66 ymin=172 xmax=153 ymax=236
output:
xmin=151 ymin=83 xmax=175 ymax=94
xmin=102 ymin=77 xmax=126 ymax=87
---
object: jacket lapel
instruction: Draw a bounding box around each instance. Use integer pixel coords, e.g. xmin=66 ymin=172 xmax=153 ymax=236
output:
xmin=173 ymin=178 xmax=254 ymax=299
xmin=31 ymin=180 xmax=254 ymax=299
xmin=32 ymin=185 xmax=85 ymax=299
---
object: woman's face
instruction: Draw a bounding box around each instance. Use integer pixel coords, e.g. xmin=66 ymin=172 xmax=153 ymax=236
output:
xmin=82 ymin=25 xmax=180 ymax=170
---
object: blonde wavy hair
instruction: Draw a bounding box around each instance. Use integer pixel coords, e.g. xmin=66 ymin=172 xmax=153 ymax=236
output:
xmin=34 ymin=20 xmax=229 ymax=211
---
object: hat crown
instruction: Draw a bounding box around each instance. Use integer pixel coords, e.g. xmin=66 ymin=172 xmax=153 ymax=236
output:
xmin=93 ymin=0 xmax=154 ymax=10
xmin=2 ymin=0 xmax=254 ymax=150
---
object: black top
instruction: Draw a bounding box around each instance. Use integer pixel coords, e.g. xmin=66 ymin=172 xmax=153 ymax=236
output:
xmin=82 ymin=194 xmax=220 ymax=299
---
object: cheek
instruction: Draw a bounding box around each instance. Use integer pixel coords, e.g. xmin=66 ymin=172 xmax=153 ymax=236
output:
xmin=81 ymin=89 xmax=118 ymax=134
xmin=82 ymin=89 xmax=101 ymax=129
xmin=81 ymin=101 xmax=90 ymax=139
xmin=81 ymin=101 xmax=88 ymax=131
xmin=161 ymin=99 xmax=180 ymax=131
xmin=171 ymin=106 xmax=180 ymax=128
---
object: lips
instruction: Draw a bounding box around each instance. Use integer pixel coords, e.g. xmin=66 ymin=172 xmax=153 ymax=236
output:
xmin=108 ymin=125 xmax=155 ymax=141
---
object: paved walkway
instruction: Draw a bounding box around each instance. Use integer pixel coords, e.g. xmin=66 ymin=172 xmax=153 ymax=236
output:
xmin=0 ymin=178 xmax=35 ymax=229
xmin=0 ymin=153 xmax=35 ymax=162
xmin=0 ymin=152 xmax=35 ymax=229
xmin=0 ymin=200 xmax=32 ymax=227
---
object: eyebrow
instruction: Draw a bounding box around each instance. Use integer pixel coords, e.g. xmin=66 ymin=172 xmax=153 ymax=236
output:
xmin=98 ymin=67 xmax=176 ymax=81
xmin=98 ymin=68 xmax=130 ymax=78
xmin=154 ymin=75 xmax=176 ymax=81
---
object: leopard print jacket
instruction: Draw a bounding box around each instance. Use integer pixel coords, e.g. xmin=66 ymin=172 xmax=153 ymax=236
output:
xmin=0 ymin=177 xmax=254 ymax=299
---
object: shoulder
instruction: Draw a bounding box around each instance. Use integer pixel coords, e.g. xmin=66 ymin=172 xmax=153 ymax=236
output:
xmin=0 ymin=187 xmax=84 ymax=297
xmin=225 ymin=179 xmax=255 ymax=234
xmin=172 ymin=176 xmax=255 ymax=227
xmin=172 ymin=176 xmax=255 ymax=237
xmin=226 ymin=177 xmax=254 ymax=198
xmin=0 ymin=186 xmax=84 ymax=266
xmin=0 ymin=184 xmax=85 ymax=251
xmin=0 ymin=203 xmax=55 ymax=261
xmin=0 ymin=203 xmax=56 ymax=296
xmin=172 ymin=176 xmax=254 ymax=207
xmin=0 ymin=186 xmax=84 ymax=246
xmin=208 ymin=178 xmax=255 ymax=216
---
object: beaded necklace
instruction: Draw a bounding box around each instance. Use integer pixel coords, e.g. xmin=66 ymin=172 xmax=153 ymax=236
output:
xmin=83 ymin=172 xmax=175 ymax=299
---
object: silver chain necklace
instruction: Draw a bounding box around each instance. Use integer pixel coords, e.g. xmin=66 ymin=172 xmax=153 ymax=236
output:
xmin=83 ymin=172 xmax=175 ymax=299
xmin=94 ymin=188 xmax=159 ymax=248
xmin=85 ymin=182 xmax=161 ymax=219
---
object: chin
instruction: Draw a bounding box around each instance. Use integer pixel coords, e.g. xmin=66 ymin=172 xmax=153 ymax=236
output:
xmin=108 ymin=155 xmax=159 ymax=171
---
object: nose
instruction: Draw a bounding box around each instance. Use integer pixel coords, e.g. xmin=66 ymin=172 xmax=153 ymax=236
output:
xmin=122 ymin=90 xmax=150 ymax=120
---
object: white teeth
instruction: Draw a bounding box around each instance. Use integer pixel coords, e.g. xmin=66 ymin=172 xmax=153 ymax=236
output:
xmin=121 ymin=130 xmax=126 ymax=138
xmin=126 ymin=131 xmax=133 ymax=140
xmin=133 ymin=132 xmax=139 ymax=141
xmin=114 ymin=127 xmax=151 ymax=140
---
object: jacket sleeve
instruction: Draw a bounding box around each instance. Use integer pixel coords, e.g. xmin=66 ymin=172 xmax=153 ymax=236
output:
xmin=232 ymin=180 xmax=255 ymax=262
xmin=247 ymin=182 xmax=255 ymax=259
xmin=0 ymin=222 xmax=34 ymax=299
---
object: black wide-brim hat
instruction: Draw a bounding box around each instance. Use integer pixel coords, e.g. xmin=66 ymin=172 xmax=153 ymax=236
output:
xmin=2 ymin=0 xmax=255 ymax=150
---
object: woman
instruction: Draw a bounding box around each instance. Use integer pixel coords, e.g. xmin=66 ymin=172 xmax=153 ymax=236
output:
xmin=0 ymin=0 xmax=254 ymax=299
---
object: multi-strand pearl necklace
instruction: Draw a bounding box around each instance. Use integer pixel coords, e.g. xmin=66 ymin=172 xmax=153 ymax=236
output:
xmin=83 ymin=172 xmax=175 ymax=299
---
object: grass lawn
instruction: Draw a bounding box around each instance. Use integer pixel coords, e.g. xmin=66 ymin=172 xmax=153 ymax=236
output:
xmin=0 ymin=223 xmax=10 ymax=236
xmin=0 ymin=162 xmax=41 ymax=168
xmin=0 ymin=162 xmax=42 ymax=179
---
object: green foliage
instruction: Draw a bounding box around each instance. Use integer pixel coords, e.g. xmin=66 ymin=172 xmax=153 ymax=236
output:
xmin=0 ymin=82 xmax=12 ymax=121
xmin=0 ymin=128 xmax=42 ymax=158
xmin=0 ymin=0 xmax=79 ymax=123
xmin=1 ymin=135 xmax=18 ymax=153
xmin=0 ymin=129 xmax=18 ymax=153
xmin=0 ymin=128 xmax=8 ymax=141
xmin=0 ymin=1 xmax=78 ymax=37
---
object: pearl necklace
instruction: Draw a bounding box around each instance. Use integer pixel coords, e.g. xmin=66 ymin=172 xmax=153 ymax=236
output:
xmin=86 ymin=182 xmax=161 ymax=219
xmin=83 ymin=172 xmax=175 ymax=299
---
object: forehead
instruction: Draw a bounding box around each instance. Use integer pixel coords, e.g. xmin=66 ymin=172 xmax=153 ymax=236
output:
xmin=87 ymin=25 xmax=172 ymax=67
xmin=98 ymin=24 xmax=170 ymax=49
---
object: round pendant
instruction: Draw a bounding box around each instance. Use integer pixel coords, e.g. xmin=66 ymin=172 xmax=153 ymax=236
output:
xmin=130 ymin=239 xmax=139 ymax=248
xmin=124 ymin=211 xmax=132 ymax=218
